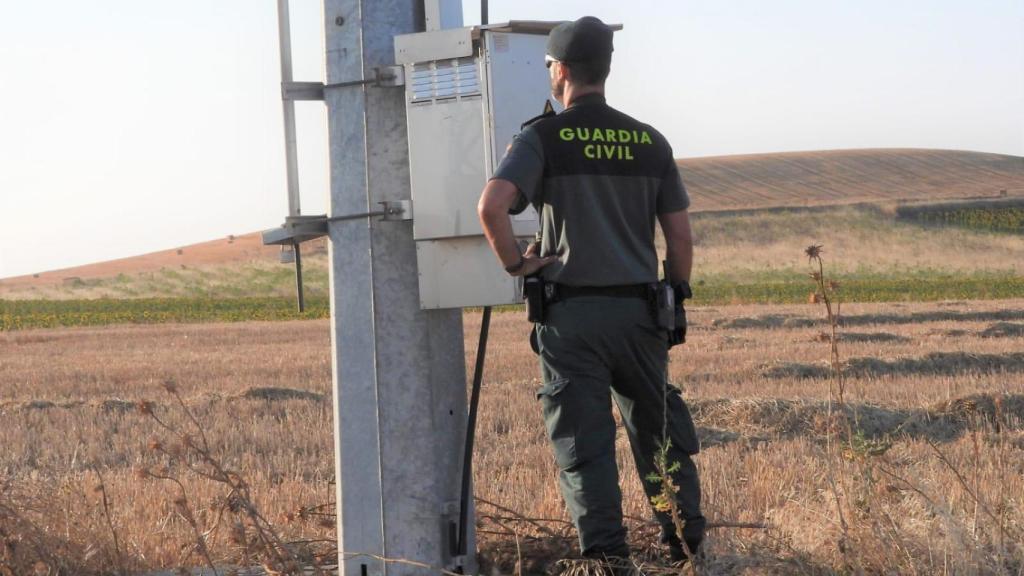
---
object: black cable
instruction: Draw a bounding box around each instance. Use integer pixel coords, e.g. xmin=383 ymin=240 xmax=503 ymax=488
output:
xmin=457 ymin=0 xmax=489 ymax=560
xmin=457 ymin=305 xmax=491 ymax=557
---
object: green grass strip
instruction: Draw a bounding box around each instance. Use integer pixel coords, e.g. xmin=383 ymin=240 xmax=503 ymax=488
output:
xmin=693 ymin=275 xmax=1024 ymax=306
xmin=3 ymin=275 xmax=1023 ymax=330
xmin=0 ymin=297 xmax=330 ymax=331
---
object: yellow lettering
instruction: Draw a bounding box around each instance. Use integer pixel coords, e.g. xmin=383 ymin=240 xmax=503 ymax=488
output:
xmin=618 ymin=129 xmax=631 ymax=143
xmin=559 ymin=128 xmax=575 ymax=141
xmin=605 ymin=129 xmax=617 ymax=142
xmin=603 ymin=145 xmax=615 ymax=158
xmin=577 ymin=127 xmax=590 ymax=141
xmin=584 ymin=144 xmax=596 ymax=159
xmin=640 ymin=131 xmax=653 ymax=145
xmin=625 ymin=146 xmax=634 ymax=160
xmin=591 ymin=128 xmax=604 ymax=142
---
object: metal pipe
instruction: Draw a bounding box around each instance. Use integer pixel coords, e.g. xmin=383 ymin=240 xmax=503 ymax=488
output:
xmin=277 ymin=0 xmax=301 ymax=217
xmin=276 ymin=0 xmax=306 ymax=311
xmin=480 ymin=0 xmax=488 ymax=25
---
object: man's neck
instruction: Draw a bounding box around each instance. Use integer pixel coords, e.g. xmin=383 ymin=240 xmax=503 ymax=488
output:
xmin=561 ymin=84 xmax=605 ymax=108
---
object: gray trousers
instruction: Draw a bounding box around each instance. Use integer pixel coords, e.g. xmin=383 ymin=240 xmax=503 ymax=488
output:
xmin=535 ymin=296 xmax=705 ymax=557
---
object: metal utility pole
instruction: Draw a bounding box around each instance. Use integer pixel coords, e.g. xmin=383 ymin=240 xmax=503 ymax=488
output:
xmin=323 ymin=2 xmax=471 ymax=576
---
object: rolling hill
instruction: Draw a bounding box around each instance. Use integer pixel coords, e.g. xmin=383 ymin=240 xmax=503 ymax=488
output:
xmin=2 ymin=148 xmax=1021 ymax=298
xmin=680 ymin=148 xmax=1024 ymax=211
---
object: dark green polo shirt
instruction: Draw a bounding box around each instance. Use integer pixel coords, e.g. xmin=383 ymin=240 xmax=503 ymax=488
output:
xmin=493 ymin=93 xmax=690 ymax=287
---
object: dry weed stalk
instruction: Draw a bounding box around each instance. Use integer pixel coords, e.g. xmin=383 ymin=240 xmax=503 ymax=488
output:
xmin=138 ymin=380 xmax=328 ymax=575
xmin=646 ymin=442 xmax=694 ymax=573
xmin=643 ymin=364 xmax=698 ymax=574
xmin=804 ymin=244 xmax=853 ymax=433
xmin=91 ymin=471 xmax=126 ymax=575
xmin=803 ymin=244 xmax=1023 ymax=574
xmin=806 ymin=244 xmax=862 ymax=572
xmin=0 ymin=477 xmax=98 ymax=576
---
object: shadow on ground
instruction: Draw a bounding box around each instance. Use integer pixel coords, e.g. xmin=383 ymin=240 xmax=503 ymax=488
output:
xmin=762 ymin=352 xmax=1024 ymax=379
xmin=690 ymin=393 xmax=1024 ymax=445
xmin=713 ymin=310 xmax=1024 ymax=330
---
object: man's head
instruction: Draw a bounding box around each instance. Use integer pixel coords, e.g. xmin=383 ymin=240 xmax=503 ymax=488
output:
xmin=545 ymin=16 xmax=614 ymax=101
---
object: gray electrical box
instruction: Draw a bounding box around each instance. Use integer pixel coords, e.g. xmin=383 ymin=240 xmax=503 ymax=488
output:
xmin=395 ymin=22 xmax=563 ymax=310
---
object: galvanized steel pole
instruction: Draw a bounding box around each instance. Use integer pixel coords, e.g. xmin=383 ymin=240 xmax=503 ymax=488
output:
xmin=322 ymin=1 xmax=471 ymax=575
xmin=276 ymin=0 xmax=301 ymax=217
xmin=275 ymin=0 xmax=306 ymax=312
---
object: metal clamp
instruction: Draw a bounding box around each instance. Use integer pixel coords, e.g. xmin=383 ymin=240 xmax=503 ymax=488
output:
xmin=282 ymin=66 xmax=406 ymax=101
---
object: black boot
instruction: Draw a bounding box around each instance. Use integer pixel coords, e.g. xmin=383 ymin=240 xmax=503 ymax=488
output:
xmin=583 ymin=547 xmax=634 ymax=576
xmin=666 ymin=535 xmax=703 ymax=564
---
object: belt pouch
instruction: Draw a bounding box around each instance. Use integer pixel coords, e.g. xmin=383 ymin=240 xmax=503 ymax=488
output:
xmin=524 ymin=274 xmax=545 ymax=323
xmin=653 ymin=282 xmax=676 ymax=330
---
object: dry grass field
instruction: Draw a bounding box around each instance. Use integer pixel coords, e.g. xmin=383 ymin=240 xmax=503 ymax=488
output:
xmin=2 ymin=148 xmax=1022 ymax=574
xmin=2 ymin=299 xmax=1023 ymax=574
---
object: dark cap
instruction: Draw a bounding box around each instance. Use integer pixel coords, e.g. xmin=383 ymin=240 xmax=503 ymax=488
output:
xmin=546 ymin=16 xmax=614 ymax=63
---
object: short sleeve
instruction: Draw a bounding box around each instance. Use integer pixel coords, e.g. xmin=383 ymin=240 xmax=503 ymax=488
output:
xmin=492 ymin=126 xmax=545 ymax=213
xmin=656 ymin=153 xmax=691 ymax=214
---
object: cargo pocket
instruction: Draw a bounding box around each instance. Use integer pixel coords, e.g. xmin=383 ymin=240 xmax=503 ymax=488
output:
xmin=665 ymin=384 xmax=701 ymax=455
xmin=536 ymin=377 xmax=577 ymax=470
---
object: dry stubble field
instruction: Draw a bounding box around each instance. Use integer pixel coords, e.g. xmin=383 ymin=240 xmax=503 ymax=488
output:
xmin=2 ymin=298 xmax=1023 ymax=574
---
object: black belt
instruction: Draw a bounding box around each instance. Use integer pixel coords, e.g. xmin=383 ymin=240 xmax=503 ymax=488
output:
xmin=546 ymin=283 xmax=651 ymax=303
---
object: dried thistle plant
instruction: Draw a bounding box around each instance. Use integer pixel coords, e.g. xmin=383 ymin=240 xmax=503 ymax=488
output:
xmin=804 ymin=245 xmax=846 ymax=415
xmin=138 ymin=381 xmax=330 ymax=575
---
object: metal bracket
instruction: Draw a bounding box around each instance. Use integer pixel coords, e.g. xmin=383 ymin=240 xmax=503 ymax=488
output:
xmin=282 ymin=66 xmax=406 ymax=101
xmin=261 ymin=201 xmax=412 ymax=246
xmin=327 ymin=200 xmax=412 ymax=223
xmin=281 ymin=81 xmax=327 ymax=101
xmin=440 ymin=500 xmax=465 ymax=571
xmin=373 ymin=65 xmax=406 ymax=87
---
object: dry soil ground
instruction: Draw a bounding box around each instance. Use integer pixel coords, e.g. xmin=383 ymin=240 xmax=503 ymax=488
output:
xmin=2 ymin=299 xmax=1023 ymax=574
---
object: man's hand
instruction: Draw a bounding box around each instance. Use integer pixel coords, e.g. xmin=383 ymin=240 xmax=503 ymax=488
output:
xmin=668 ymin=304 xmax=687 ymax=348
xmin=509 ymin=241 xmax=557 ymax=277
xmin=479 ymin=179 xmax=558 ymax=276
xmin=668 ymin=281 xmax=691 ymax=348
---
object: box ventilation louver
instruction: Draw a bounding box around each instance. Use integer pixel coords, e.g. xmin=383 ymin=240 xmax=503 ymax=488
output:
xmin=410 ymin=57 xmax=480 ymax=103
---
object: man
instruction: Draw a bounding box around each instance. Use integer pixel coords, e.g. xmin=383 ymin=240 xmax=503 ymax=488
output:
xmin=477 ymin=16 xmax=705 ymax=565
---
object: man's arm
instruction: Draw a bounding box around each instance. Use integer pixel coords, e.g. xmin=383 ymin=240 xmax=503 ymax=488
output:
xmin=478 ymin=179 xmax=556 ymax=276
xmin=658 ymin=209 xmax=693 ymax=284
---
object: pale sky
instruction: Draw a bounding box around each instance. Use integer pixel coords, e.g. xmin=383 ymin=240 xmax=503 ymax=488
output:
xmin=1 ymin=0 xmax=1021 ymax=279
